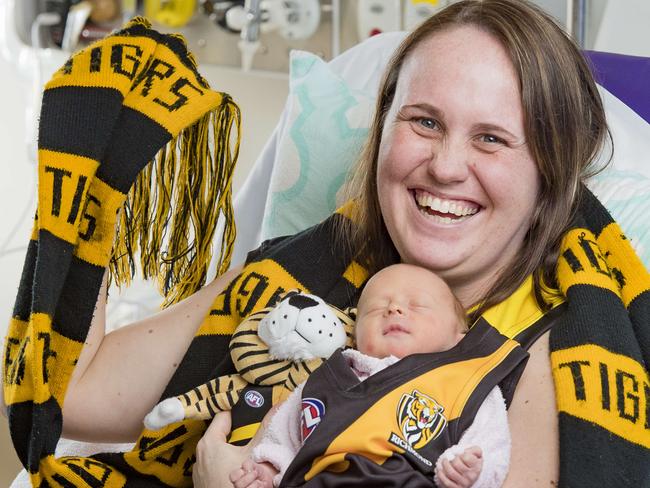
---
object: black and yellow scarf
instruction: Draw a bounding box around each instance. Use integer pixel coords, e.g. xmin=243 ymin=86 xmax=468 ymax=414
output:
xmin=3 ymin=21 xmax=649 ymax=487
xmin=3 ymin=18 xmax=240 ymax=486
xmin=550 ymin=188 xmax=650 ymax=486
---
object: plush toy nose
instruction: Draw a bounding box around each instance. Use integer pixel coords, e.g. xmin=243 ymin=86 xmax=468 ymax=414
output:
xmin=288 ymin=294 xmax=319 ymax=310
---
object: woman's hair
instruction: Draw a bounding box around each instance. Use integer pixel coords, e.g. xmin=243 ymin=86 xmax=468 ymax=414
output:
xmin=339 ymin=0 xmax=611 ymax=320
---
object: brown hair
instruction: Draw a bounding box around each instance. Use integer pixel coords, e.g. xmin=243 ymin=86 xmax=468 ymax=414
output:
xmin=340 ymin=0 xmax=611 ymax=320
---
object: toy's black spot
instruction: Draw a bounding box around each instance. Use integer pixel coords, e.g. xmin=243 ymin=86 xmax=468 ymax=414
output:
xmin=319 ymin=330 xmax=322 ymax=334
xmin=308 ymin=318 xmax=312 ymax=322
xmin=322 ymin=314 xmax=325 ymax=318
xmin=288 ymin=294 xmax=319 ymax=310
xmin=329 ymin=333 xmax=333 ymax=337
xmin=272 ymin=320 xmax=275 ymax=324
xmin=284 ymin=314 xmax=288 ymax=319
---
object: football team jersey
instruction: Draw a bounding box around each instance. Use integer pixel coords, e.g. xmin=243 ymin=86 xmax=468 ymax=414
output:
xmin=280 ymin=319 xmax=528 ymax=487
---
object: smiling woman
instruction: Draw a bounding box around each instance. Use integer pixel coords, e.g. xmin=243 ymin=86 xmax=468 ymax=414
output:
xmin=4 ymin=1 xmax=647 ymax=487
xmin=375 ymin=26 xmax=541 ymax=308
xmin=343 ymin=1 xmax=609 ymax=323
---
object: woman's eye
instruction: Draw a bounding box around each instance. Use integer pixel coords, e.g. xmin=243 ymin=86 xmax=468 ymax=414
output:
xmin=416 ymin=118 xmax=437 ymax=130
xmin=480 ymin=134 xmax=505 ymax=144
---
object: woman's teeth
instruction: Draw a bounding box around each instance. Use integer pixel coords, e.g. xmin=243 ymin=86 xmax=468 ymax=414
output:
xmin=415 ymin=192 xmax=479 ymax=223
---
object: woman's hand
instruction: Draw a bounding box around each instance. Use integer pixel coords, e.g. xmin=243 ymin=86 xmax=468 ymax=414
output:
xmin=194 ymin=405 xmax=277 ymax=487
xmin=194 ymin=411 xmax=251 ymax=487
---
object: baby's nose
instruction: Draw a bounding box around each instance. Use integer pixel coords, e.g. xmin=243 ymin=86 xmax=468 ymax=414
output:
xmin=387 ymin=302 xmax=404 ymax=315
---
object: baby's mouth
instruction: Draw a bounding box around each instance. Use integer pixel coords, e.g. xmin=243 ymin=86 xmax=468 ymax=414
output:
xmin=383 ymin=324 xmax=409 ymax=336
xmin=414 ymin=190 xmax=479 ymax=224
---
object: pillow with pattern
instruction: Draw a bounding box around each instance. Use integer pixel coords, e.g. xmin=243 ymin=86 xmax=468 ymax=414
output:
xmin=588 ymin=169 xmax=650 ymax=269
xmin=260 ymin=50 xmax=375 ymax=240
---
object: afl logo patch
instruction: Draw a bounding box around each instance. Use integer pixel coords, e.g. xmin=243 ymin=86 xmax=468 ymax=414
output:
xmin=301 ymin=398 xmax=325 ymax=441
xmin=244 ymin=390 xmax=265 ymax=408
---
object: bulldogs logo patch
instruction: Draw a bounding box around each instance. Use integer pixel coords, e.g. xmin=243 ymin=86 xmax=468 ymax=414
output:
xmin=396 ymin=389 xmax=447 ymax=449
xmin=301 ymin=398 xmax=325 ymax=442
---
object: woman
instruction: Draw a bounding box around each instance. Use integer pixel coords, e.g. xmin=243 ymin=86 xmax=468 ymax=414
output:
xmin=10 ymin=0 xmax=626 ymax=486
xmin=194 ymin=1 xmax=614 ymax=486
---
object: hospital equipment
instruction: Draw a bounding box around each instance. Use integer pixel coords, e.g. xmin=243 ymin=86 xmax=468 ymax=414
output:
xmin=223 ymin=0 xmax=322 ymax=71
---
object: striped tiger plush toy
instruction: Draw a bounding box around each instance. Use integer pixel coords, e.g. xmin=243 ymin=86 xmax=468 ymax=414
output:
xmin=144 ymin=290 xmax=356 ymax=431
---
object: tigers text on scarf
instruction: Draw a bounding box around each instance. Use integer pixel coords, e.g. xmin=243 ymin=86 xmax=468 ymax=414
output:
xmin=3 ymin=18 xmax=240 ymax=486
xmin=550 ymin=187 xmax=649 ymax=486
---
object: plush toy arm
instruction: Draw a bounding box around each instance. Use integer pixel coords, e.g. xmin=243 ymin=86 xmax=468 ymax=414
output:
xmin=144 ymin=374 xmax=248 ymax=430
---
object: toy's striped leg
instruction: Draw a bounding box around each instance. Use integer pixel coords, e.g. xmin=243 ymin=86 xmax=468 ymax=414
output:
xmin=144 ymin=374 xmax=246 ymax=430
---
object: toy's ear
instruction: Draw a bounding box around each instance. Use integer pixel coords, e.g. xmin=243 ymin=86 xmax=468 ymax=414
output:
xmin=267 ymin=288 xmax=302 ymax=308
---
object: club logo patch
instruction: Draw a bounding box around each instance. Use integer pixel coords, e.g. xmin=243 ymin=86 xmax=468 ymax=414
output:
xmin=388 ymin=389 xmax=447 ymax=466
xmin=244 ymin=390 xmax=265 ymax=408
xmin=301 ymin=398 xmax=325 ymax=441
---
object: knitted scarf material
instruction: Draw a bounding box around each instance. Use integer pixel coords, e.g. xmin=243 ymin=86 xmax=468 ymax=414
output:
xmin=550 ymin=187 xmax=650 ymax=486
xmin=3 ymin=18 xmax=240 ymax=486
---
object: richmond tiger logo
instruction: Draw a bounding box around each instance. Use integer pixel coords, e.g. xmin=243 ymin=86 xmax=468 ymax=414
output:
xmin=396 ymin=389 xmax=447 ymax=449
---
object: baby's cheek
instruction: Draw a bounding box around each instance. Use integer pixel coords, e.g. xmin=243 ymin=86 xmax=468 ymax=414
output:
xmin=355 ymin=333 xmax=375 ymax=356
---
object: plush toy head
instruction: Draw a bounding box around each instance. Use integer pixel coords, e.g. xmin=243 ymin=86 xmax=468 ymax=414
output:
xmin=258 ymin=291 xmax=348 ymax=360
xmin=230 ymin=290 xmax=356 ymax=390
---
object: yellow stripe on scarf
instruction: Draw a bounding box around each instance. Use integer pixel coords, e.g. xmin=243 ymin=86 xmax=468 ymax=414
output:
xmin=39 ymin=454 xmax=127 ymax=488
xmin=552 ymin=344 xmax=650 ymax=448
xmin=123 ymin=42 xmax=224 ymax=136
xmin=597 ymin=222 xmax=650 ymax=307
xmin=75 ymin=177 xmax=127 ymax=267
xmin=3 ymin=315 xmax=83 ymax=406
xmin=45 ymin=35 xmax=158 ymax=94
xmin=557 ymin=228 xmax=623 ymax=296
xmin=37 ymin=150 xmax=100 ymax=244
xmin=198 ymin=258 xmax=307 ymax=336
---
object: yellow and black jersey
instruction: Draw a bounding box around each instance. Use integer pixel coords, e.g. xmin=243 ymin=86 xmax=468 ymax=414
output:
xmin=280 ymin=319 xmax=528 ymax=487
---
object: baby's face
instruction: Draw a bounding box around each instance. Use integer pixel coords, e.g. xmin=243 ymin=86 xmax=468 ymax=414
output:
xmin=355 ymin=264 xmax=464 ymax=359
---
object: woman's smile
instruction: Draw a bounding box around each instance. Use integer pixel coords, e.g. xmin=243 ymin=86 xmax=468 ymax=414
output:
xmin=413 ymin=189 xmax=480 ymax=224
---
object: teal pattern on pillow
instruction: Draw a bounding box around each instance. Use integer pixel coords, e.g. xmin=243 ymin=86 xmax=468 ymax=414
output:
xmin=261 ymin=51 xmax=374 ymax=240
xmin=588 ymin=169 xmax=650 ymax=269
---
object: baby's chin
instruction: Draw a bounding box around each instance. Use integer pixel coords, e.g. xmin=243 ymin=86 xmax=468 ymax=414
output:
xmin=383 ymin=342 xmax=416 ymax=359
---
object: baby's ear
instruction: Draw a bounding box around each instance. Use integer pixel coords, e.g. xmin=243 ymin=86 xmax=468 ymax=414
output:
xmin=346 ymin=307 xmax=358 ymax=321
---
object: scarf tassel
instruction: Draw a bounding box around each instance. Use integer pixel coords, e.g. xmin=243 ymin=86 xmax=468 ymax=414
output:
xmin=109 ymin=96 xmax=241 ymax=307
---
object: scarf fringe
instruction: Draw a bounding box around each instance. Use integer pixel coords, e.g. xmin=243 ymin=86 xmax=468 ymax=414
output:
xmin=109 ymin=96 xmax=241 ymax=307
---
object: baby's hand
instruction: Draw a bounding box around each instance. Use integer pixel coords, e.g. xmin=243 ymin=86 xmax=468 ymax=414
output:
xmin=435 ymin=446 xmax=483 ymax=488
xmin=229 ymin=458 xmax=277 ymax=488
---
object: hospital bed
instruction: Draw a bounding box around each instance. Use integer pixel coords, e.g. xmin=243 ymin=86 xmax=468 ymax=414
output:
xmin=9 ymin=31 xmax=650 ymax=488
